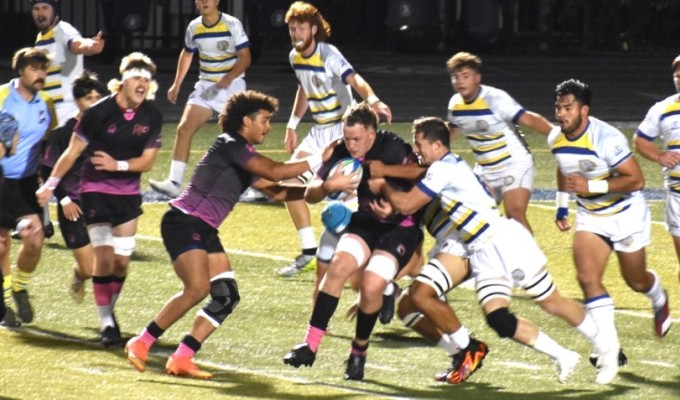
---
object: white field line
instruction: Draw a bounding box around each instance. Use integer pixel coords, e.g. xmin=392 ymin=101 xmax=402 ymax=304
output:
xmin=495 ymin=361 xmax=542 ymax=371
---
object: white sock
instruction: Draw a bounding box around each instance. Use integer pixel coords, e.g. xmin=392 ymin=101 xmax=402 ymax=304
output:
xmin=437 ymin=334 xmax=459 ymax=355
xmin=575 ymin=312 xmax=605 ymax=353
xmin=645 ymin=269 xmax=666 ymax=309
xmin=449 ymin=325 xmax=471 ymax=349
xmin=586 ymin=295 xmax=619 ymax=348
xmin=533 ymin=331 xmax=567 ymax=360
xmin=169 ymin=160 xmax=187 ymax=185
xmin=298 ymin=226 xmax=316 ymax=250
xmin=97 ymin=304 xmax=115 ymax=330
xmin=383 ymin=282 xmax=394 ymax=296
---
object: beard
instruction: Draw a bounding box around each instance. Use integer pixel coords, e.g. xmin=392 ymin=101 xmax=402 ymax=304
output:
xmin=292 ymin=35 xmax=313 ymax=53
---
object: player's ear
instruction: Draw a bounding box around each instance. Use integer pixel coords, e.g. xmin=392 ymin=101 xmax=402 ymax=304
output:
xmin=311 ymin=24 xmax=317 ymax=37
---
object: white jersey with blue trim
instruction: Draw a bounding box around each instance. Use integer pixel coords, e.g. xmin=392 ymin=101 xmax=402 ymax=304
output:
xmin=548 ymin=116 xmax=643 ymax=215
xmin=447 ymin=84 xmax=531 ymax=171
xmin=185 ymin=12 xmax=250 ymax=83
xmin=289 ymin=42 xmax=355 ymax=126
xmin=636 ymin=93 xmax=680 ymax=192
xmin=417 ymin=152 xmax=498 ymax=251
xmin=35 ymin=20 xmax=83 ymax=108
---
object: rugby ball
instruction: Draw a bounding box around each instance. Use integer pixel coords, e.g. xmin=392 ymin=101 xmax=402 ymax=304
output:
xmin=327 ymin=157 xmax=363 ymax=201
xmin=321 ymin=202 xmax=353 ymax=234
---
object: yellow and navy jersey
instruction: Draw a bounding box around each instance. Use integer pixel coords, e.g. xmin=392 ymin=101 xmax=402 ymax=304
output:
xmin=417 ymin=152 xmax=498 ymax=251
xmin=185 ymin=12 xmax=250 ymax=83
xmin=548 ymin=116 xmax=642 ymax=216
xmin=0 ymin=80 xmax=56 ymax=179
xmin=35 ymin=20 xmax=83 ymax=108
xmin=289 ymin=42 xmax=354 ymax=126
xmin=447 ymin=85 xmax=531 ymax=171
xmin=636 ymin=94 xmax=680 ymax=192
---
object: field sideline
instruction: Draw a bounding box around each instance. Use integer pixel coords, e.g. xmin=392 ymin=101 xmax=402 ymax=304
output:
xmin=1 ymin=123 xmax=679 ymax=399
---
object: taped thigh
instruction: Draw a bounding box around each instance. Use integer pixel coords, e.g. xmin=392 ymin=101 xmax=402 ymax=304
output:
xmin=88 ymin=224 xmax=114 ymax=248
xmin=113 ymin=235 xmax=136 ymax=256
xmin=414 ymin=259 xmax=454 ymax=298
xmin=476 ymin=277 xmax=512 ymax=307
xmin=522 ymin=269 xmax=555 ymax=302
xmin=335 ymin=234 xmax=369 ymax=268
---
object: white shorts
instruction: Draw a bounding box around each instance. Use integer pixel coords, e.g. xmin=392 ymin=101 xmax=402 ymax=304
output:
xmin=187 ymin=78 xmax=246 ymax=114
xmin=575 ymin=198 xmax=651 ymax=253
xmin=293 ymin=122 xmax=343 ymax=157
xmin=665 ymin=191 xmax=680 ymax=237
xmin=55 ymin=101 xmax=79 ymax=127
xmin=470 ymin=217 xmax=547 ymax=288
xmin=428 ymin=235 xmax=468 ymax=260
xmin=476 ymin=159 xmax=535 ymax=204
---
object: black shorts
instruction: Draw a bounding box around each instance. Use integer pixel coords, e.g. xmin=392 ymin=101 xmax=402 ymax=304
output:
xmin=57 ymin=200 xmax=90 ymax=249
xmin=0 ymin=176 xmax=42 ymax=229
xmin=161 ymin=207 xmax=224 ymax=262
xmin=346 ymin=210 xmax=423 ymax=269
xmin=81 ymin=192 xmax=142 ymax=226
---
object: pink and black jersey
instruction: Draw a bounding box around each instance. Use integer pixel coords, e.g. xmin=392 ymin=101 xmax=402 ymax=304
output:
xmin=317 ymin=130 xmax=417 ymax=226
xmin=75 ymin=95 xmax=162 ymax=195
xmin=42 ymin=117 xmax=83 ymax=201
xmin=170 ymin=132 xmax=259 ymax=228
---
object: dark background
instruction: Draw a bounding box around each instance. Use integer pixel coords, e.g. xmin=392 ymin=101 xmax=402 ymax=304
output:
xmin=0 ymin=0 xmax=678 ymax=123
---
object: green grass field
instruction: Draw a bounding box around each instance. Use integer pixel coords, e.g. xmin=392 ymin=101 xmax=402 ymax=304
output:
xmin=1 ymin=123 xmax=679 ymax=400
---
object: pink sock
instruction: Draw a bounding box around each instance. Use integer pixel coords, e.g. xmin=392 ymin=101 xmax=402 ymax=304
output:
xmin=304 ymin=326 xmax=326 ymax=353
xmin=139 ymin=329 xmax=157 ymax=346
xmin=92 ymin=282 xmax=112 ymax=306
xmin=174 ymin=343 xmax=196 ymax=359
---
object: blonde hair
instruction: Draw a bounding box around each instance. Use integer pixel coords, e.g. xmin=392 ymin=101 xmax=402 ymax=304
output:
xmin=446 ymin=52 xmax=482 ymax=74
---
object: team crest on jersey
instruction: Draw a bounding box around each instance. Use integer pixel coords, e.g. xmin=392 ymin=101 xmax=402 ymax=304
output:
xmin=511 ymin=268 xmax=525 ymax=282
xmin=476 ymin=120 xmax=489 ymax=131
xmin=396 ymin=244 xmax=406 ymax=256
xmin=133 ymin=124 xmax=150 ymax=135
xmin=578 ymin=159 xmax=596 ymax=172
xmin=312 ymin=75 xmax=322 ymax=87
xmin=217 ymin=41 xmax=229 ymax=51
xmin=504 ymin=176 xmax=515 ymax=186
xmin=107 ymin=124 xmax=116 ymax=135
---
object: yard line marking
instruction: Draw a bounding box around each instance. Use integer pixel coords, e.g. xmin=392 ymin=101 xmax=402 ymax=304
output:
xmin=135 ymin=233 xmax=293 ymax=262
xmin=639 ymin=360 xmax=677 ymax=368
xmin=616 ymin=309 xmax=680 ymax=323
xmin=495 ymin=361 xmax=541 ymax=370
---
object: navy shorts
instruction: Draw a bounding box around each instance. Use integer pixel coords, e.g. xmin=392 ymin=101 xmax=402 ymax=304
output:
xmin=346 ymin=210 xmax=423 ymax=269
xmin=81 ymin=192 xmax=142 ymax=226
xmin=161 ymin=207 xmax=224 ymax=262
xmin=0 ymin=176 xmax=42 ymax=229
xmin=57 ymin=199 xmax=90 ymax=249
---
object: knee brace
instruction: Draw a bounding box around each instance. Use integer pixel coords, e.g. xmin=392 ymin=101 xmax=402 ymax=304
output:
xmin=486 ymin=307 xmax=518 ymax=338
xmin=199 ymin=277 xmax=240 ymax=328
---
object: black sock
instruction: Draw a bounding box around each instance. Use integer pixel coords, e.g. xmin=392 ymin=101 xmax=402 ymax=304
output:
xmin=146 ymin=320 xmax=165 ymax=339
xmin=310 ymin=291 xmax=339 ymax=330
xmin=355 ymin=308 xmax=380 ymax=341
xmin=302 ymin=248 xmax=317 ymax=256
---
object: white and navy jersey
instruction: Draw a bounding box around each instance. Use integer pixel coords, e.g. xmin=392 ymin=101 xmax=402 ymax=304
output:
xmin=185 ymin=12 xmax=250 ymax=83
xmin=417 ymin=152 xmax=498 ymax=250
xmin=636 ymin=94 xmax=680 ymax=193
xmin=447 ymin=85 xmax=531 ymax=171
xmin=35 ymin=20 xmax=83 ymax=108
xmin=289 ymin=42 xmax=354 ymax=126
xmin=548 ymin=116 xmax=643 ymax=216
xmin=76 ymin=96 xmax=162 ymax=195
xmin=171 ymin=132 xmax=259 ymax=229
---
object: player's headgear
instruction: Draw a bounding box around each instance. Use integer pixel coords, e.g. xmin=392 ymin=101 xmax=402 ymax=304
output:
xmin=107 ymin=52 xmax=158 ymax=100
xmin=30 ymin=0 xmax=60 ymax=16
xmin=0 ymin=110 xmax=19 ymax=155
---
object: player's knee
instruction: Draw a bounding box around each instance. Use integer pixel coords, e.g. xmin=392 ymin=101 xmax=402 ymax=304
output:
xmin=485 ymin=307 xmax=518 ymax=339
xmin=200 ymin=277 xmax=240 ymax=327
xmin=408 ymin=281 xmax=436 ymax=310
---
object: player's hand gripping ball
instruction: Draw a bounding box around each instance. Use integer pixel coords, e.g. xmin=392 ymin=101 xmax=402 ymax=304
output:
xmin=327 ymin=157 xmax=363 ymax=201
xmin=321 ymin=202 xmax=353 ymax=235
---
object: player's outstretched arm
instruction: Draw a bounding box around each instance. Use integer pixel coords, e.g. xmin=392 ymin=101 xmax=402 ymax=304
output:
xmin=245 ymin=153 xmax=321 ymax=184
